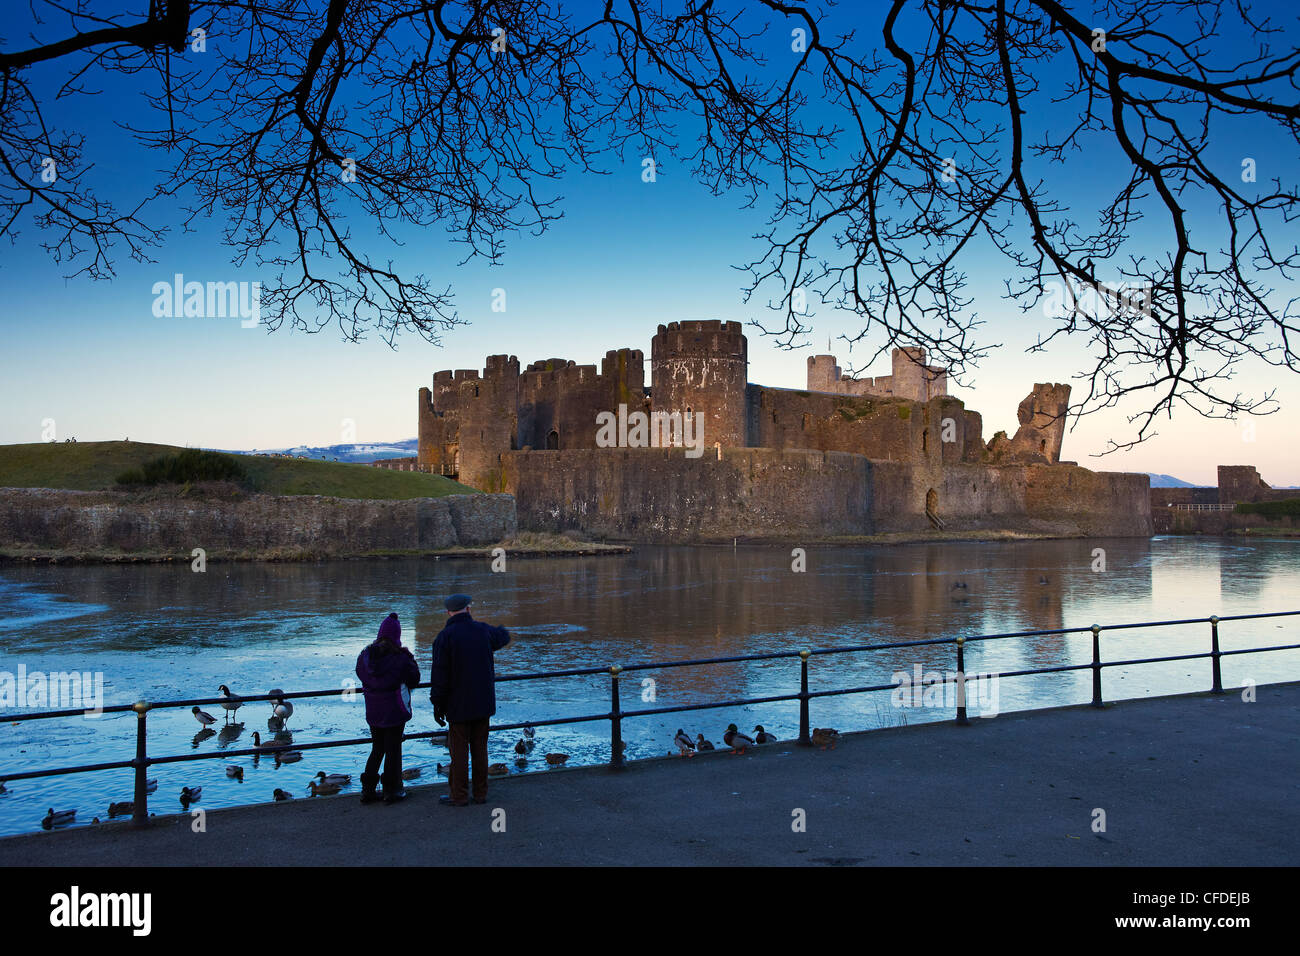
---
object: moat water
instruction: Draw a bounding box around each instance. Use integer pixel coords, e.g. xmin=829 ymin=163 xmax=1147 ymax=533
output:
xmin=1 ymin=537 xmax=1297 ymax=837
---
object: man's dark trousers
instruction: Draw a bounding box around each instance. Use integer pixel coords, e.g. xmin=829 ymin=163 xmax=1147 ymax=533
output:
xmin=448 ymin=717 xmax=490 ymax=804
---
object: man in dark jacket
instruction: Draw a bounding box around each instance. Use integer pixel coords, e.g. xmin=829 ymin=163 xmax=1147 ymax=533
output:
xmin=356 ymin=613 xmax=420 ymax=804
xmin=428 ymin=593 xmax=511 ymax=806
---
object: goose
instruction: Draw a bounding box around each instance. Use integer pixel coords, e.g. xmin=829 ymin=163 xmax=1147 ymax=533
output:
xmin=811 ymin=727 xmax=841 ymax=750
xmin=107 ymin=801 xmax=134 ymax=818
xmin=723 ymin=723 xmax=755 ymax=754
xmin=673 ymin=729 xmax=696 ymax=756
xmin=487 ymin=763 xmax=509 ymax=776
xmin=43 ymin=808 xmax=75 ymax=828
xmin=251 ymin=731 xmax=290 ymax=751
xmin=313 ymin=772 xmax=351 ymax=787
xmin=309 ymin=780 xmax=342 ymax=796
xmin=273 ymin=750 xmax=303 ymax=765
xmin=753 ymin=725 xmax=778 ymax=744
xmin=273 ymin=788 xmax=293 ymax=801
xmin=226 ymin=766 xmax=244 ymax=781
xmin=271 ymin=696 xmax=294 ymax=728
xmin=544 ymin=753 xmax=568 ymax=766
xmin=179 ymin=786 xmax=202 ymax=806
xmin=217 ymin=684 xmax=242 ymax=721
xmin=191 ymin=706 xmax=217 ymax=729
xmin=696 ymin=734 xmax=716 ymax=752
xmin=401 ymin=767 xmax=422 ymax=780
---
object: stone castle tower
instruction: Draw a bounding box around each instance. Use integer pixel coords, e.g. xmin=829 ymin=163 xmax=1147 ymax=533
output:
xmin=650 ymin=320 xmax=748 ymax=449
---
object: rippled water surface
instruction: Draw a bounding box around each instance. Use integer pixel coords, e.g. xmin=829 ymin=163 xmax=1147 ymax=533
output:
xmin=1 ymin=537 xmax=1296 ymax=837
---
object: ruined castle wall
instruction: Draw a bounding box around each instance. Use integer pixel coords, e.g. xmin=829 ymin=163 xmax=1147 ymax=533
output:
xmin=0 ymin=488 xmax=517 ymax=558
xmin=651 ymin=321 xmax=748 ymax=449
xmin=502 ymin=449 xmax=1151 ymax=541
xmin=503 ymin=447 xmax=872 ymax=540
xmin=456 ymin=355 xmax=519 ymax=492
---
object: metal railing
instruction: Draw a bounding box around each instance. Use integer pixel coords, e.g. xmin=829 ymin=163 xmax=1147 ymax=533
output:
xmin=3 ymin=610 xmax=1297 ymax=829
xmin=1168 ymin=503 xmax=1237 ymax=511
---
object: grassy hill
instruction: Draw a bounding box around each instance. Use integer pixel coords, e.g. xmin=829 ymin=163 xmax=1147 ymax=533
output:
xmin=0 ymin=441 xmax=478 ymax=500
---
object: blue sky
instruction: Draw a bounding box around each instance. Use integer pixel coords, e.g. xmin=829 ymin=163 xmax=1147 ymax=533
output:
xmin=2 ymin=2 xmax=1297 ymax=486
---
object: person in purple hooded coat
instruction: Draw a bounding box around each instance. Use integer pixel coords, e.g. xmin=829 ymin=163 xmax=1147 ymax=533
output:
xmin=355 ymin=613 xmax=420 ymax=804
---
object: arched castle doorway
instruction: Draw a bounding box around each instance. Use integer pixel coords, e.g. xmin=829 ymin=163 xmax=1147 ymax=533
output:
xmin=546 ymin=429 xmax=559 ymax=450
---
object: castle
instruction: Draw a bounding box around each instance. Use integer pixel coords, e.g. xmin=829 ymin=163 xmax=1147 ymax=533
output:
xmin=413 ymin=320 xmax=1152 ymax=540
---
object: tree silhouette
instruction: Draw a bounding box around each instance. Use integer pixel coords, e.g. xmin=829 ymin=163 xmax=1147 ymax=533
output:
xmin=2 ymin=0 xmax=1296 ymax=449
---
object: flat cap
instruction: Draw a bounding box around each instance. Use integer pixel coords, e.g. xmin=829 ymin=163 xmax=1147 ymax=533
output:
xmin=445 ymin=593 xmax=473 ymax=612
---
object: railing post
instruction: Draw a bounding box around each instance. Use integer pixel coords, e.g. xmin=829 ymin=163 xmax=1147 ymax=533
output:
xmin=1090 ymin=625 xmax=1104 ymax=708
xmin=131 ymin=700 xmax=150 ymax=827
xmin=955 ymin=637 xmax=970 ymax=725
xmin=798 ymin=650 xmax=811 ymax=745
xmin=608 ymin=665 xmax=625 ymax=769
xmin=1209 ymin=615 xmax=1223 ymax=694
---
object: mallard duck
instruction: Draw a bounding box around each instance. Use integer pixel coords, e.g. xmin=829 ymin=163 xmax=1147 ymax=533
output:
xmin=810 ymin=727 xmax=841 ymax=750
xmin=544 ymin=753 xmax=568 ymax=766
xmin=723 ymin=723 xmax=755 ymax=754
xmin=673 ymin=729 xmax=696 ymax=756
xmin=401 ymin=767 xmax=422 ymax=780
xmin=42 ymin=807 xmax=75 ymax=828
xmin=226 ymin=765 xmax=244 ymax=781
xmin=191 ymin=705 xmax=217 ymax=729
xmin=696 ymin=734 xmax=715 ymax=752
xmin=274 ymin=750 xmax=303 ymax=764
xmin=314 ymin=772 xmax=351 ymax=787
xmin=107 ymin=801 xmax=134 ymax=818
xmin=514 ymin=738 xmax=534 ymax=755
xmin=309 ymin=780 xmax=342 ymax=796
xmin=217 ymin=684 xmax=242 ymax=721
xmin=273 ymin=788 xmax=293 ymax=801
xmin=179 ymin=786 xmax=202 ymax=806
xmin=753 ymin=724 xmax=778 ymax=744
xmin=487 ymin=763 xmax=509 ymax=776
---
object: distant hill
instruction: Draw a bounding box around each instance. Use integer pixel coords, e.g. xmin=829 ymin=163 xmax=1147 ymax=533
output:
xmin=1146 ymin=473 xmax=1200 ymax=488
xmin=222 ymin=438 xmax=419 ymax=463
xmin=0 ymin=441 xmax=474 ymax=499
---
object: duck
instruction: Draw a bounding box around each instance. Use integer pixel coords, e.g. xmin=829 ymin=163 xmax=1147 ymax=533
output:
xmin=226 ymin=765 xmax=244 ymax=781
xmin=487 ymin=763 xmax=509 ymax=776
xmin=811 ymin=727 xmax=841 ymax=750
xmin=514 ymin=738 xmax=535 ymax=755
xmin=753 ymin=725 xmax=778 ymax=744
xmin=313 ymin=772 xmax=352 ymax=787
xmin=544 ymin=753 xmax=568 ymax=766
xmin=273 ymin=788 xmax=294 ymax=802
xmin=191 ymin=705 xmax=217 ymax=729
xmin=179 ymin=786 xmax=202 ymax=806
xmin=401 ymin=767 xmax=422 ymax=780
xmin=43 ymin=808 xmax=75 ymax=828
xmin=273 ymin=750 xmax=303 ymax=765
xmin=107 ymin=801 xmax=134 ymax=818
xmin=308 ymin=780 xmax=342 ymax=796
xmin=251 ymin=731 xmax=290 ymax=750
xmin=217 ymin=684 xmax=242 ymax=721
xmin=522 ymin=725 xmax=535 ymax=740
xmin=723 ymin=723 xmax=755 ymax=754
xmin=673 ymin=729 xmax=696 ymax=756
xmin=144 ymin=778 xmax=158 ymax=793
xmin=696 ymin=733 xmax=716 ymax=752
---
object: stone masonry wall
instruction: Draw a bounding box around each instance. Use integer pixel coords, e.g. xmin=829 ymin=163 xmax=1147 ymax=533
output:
xmin=0 ymin=489 xmax=516 ymax=558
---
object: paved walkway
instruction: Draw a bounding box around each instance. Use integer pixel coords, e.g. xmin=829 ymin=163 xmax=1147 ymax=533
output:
xmin=3 ymin=684 xmax=1296 ymax=866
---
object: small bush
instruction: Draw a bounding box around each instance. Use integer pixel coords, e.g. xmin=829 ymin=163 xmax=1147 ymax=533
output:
xmin=1235 ymin=498 xmax=1300 ymax=518
xmin=116 ymin=449 xmax=249 ymax=487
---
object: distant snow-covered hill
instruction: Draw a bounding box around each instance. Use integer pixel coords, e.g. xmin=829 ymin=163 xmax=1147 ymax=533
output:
xmin=1146 ymin=473 xmax=1199 ymax=488
xmin=223 ymin=438 xmax=418 ymax=463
